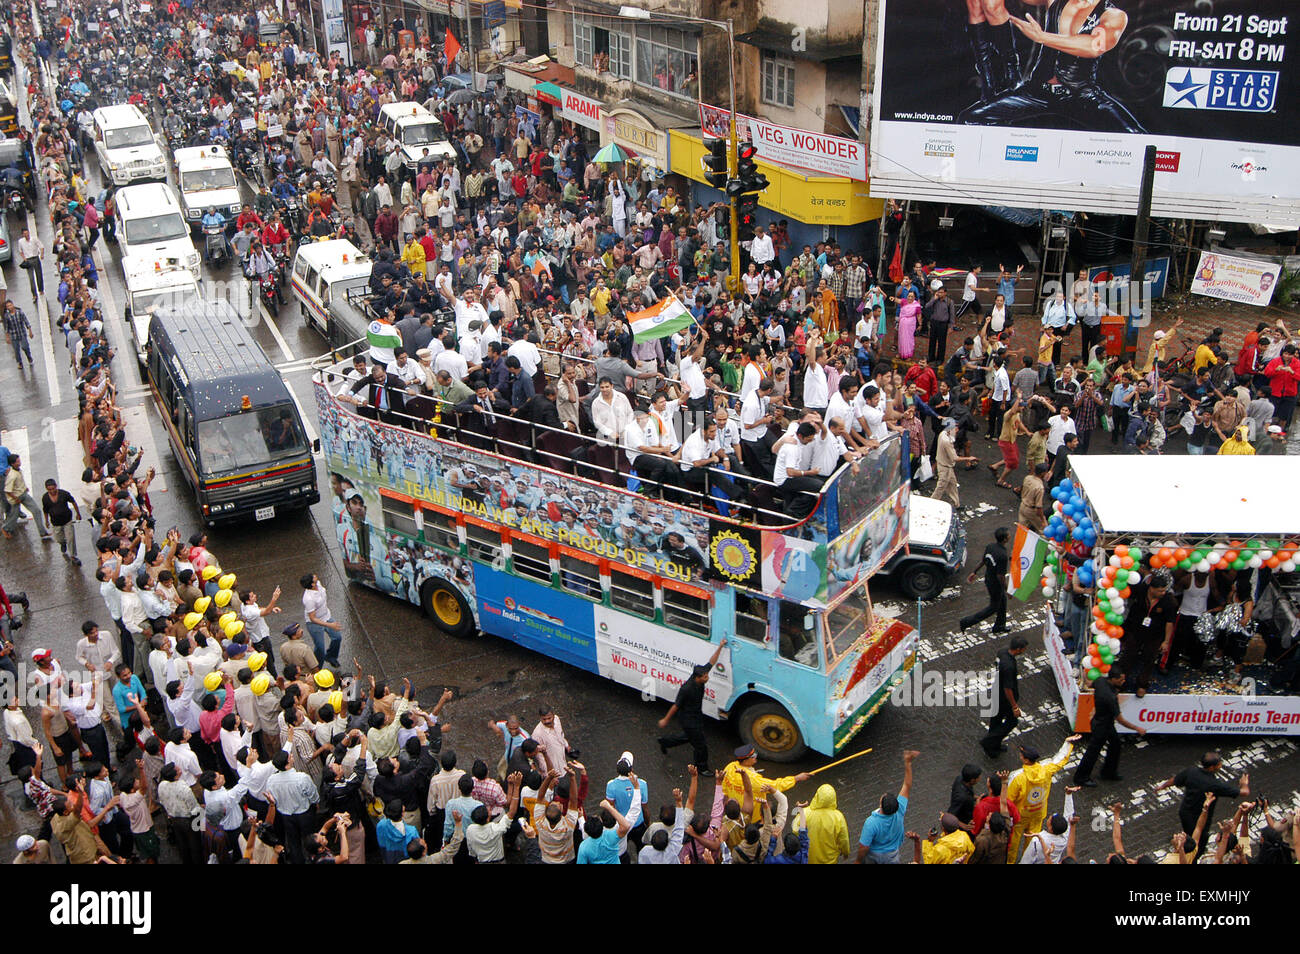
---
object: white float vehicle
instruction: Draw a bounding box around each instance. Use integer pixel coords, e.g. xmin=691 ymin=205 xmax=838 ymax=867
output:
xmin=114 ymin=182 xmax=201 ymax=279
xmin=173 ymin=145 xmax=242 ymax=233
xmin=879 ymin=494 xmax=967 ymax=600
xmin=121 ymin=253 xmax=201 ymax=367
xmin=91 ymin=103 xmax=167 ymax=186
xmin=378 ymin=102 xmax=457 ymax=171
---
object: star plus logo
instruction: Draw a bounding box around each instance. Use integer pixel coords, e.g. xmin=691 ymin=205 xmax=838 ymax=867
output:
xmin=1164 ymin=68 xmax=1209 ymax=108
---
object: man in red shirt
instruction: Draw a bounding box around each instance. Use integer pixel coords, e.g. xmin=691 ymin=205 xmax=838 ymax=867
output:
xmin=1264 ymin=343 xmax=1300 ymax=427
xmin=374 ymin=204 xmax=399 ymax=252
xmin=260 ymin=213 xmax=290 ymax=251
xmin=903 ymin=357 xmax=939 ymax=402
xmin=82 ymin=198 xmax=101 ymax=249
xmin=235 ymin=203 xmax=264 ymax=233
xmin=970 ymin=770 xmax=1021 ymax=836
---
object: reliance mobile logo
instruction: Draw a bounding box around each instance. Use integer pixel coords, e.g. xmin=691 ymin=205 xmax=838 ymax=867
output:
xmin=1004 ymin=145 xmax=1039 ymax=162
xmin=1163 ymin=68 xmax=1278 ymax=112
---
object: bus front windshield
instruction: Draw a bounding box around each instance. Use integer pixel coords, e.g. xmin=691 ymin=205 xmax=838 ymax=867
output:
xmin=180 ymin=166 xmax=237 ymax=192
xmin=402 ymin=121 xmax=446 ymax=146
xmin=198 ymin=404 xmax=306 ymax=475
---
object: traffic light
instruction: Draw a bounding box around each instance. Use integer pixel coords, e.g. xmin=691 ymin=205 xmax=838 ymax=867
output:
xmin=702 ymin=138 xmax=729 ymax=189
xmin=713 ymin=204 xmax=730 ymax=233
xmin=735 ymin=194 xmax=758 ymax=242
xmin=728 ymin=142 xmax=769 ymax=196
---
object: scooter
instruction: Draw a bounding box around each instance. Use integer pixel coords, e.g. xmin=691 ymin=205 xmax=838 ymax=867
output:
xmin=203 ymin=222 xmax=229 ymax=267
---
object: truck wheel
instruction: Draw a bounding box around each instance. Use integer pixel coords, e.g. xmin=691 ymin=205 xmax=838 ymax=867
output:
xmin=737 ymin=700 xmax=806 ymax=763
xmin=901 ymin=563 xmax=945 ymax=601
xmin=420 ymin=578 xmax=475 ymax=638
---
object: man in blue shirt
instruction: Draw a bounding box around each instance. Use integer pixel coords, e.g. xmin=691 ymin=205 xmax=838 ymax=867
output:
xmin=856 ymin=749 xmax=917 ymax=864
xmin=604 ymin=752 xmax=648 ymax=855
xmin=997 ymin=263 xmax=1022 ymax=307
xmin=110 ymin=663 xmax=147 ymax=729
xmin=578 ymin=792 xmax=636 ymax=863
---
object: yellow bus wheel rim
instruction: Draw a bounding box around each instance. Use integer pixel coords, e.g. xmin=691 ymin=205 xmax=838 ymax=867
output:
xmin=433 ymin=590 xmax=461 ymax=626
xmin=752 ymin=713 xmax=798 ymax=753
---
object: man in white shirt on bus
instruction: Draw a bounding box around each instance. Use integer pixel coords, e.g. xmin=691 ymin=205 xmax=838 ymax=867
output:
xmin=387 ymin=348 xmax=425 ymax=389
xmin=452 ymin=289 xmax=489 ymax=340
xmin=802 ymin=347 xmax=829 ymax=417
xmin=772 ymin=422 xmax=822 ymax=520
xmin=623 ymin=410 xmax=676 ymax=497
xmin=677 ymin=329 xmax=709 ymax=413
xmin=648 ymin=389 xmax=682 ymax=454
xmin=592 ymin=377 xmax=634 ymax=446
xmin=678 ymin=418 xmax=737 ymax=504
xmin=739 ymin=377 xmax=776 ymax=479
xmin=714 ymin=407 xmax=745 ymax=475
xmin=507 ymin=333 xmax=542 ymax=378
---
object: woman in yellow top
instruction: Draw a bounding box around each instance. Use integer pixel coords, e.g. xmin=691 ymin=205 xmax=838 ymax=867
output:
xmin=1217 ymin=424 xmax=1255 ymax=455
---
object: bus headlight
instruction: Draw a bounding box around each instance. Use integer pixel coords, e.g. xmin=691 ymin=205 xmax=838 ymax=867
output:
xmin=188 ymin=251 xmax=200 ymax=267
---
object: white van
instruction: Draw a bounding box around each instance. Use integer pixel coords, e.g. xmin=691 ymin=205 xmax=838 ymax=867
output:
xmin=378 ymin=102 xmax=456 ymax=170
xmin=173 ymin=145 xmax=242 ymax=229
xmin=879 ymin=494 xmax=967 ymax=600
xmin=290 ymin=239 xmax=373 ymax=349
xmin=115 ymin=182 xmax=201 ymax=277
xmin=91 ymin=104 xmax=167 ymax=186
xmin=121 ymin=252 xmax=201 ymax=366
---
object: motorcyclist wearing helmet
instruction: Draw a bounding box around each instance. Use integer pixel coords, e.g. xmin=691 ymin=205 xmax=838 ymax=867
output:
xmin=270 ymin=173 xmax=297 ymax=200
xmin=201 ymin=207 xmax=229 ymax=261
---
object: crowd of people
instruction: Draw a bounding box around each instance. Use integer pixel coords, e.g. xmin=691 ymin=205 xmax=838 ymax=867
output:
xmin=0 ymin=0 xmax=1295 ymax=867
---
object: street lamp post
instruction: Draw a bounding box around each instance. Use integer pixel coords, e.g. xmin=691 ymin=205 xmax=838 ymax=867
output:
xmin=619 ymin=7 xmax=740 ymax=291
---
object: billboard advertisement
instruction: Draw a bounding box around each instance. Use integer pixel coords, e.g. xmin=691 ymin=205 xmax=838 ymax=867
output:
xmin=869 ymin=1 xmax=1300 ymax=224
xmin=1189 ymin=249 xmax=1281 ymax=304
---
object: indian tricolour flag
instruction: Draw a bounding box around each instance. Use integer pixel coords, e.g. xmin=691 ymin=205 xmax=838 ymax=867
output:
xmin=629 ymin=294 xmax=694 ymax=343
xmin=366 ymin=319 xmax=402 ymax=362
xmin=1007 ymin=524 xmax=1049 ymax=602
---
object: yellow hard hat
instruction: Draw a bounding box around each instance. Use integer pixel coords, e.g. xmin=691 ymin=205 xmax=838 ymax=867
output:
xmin=327 ymin=690 xmax=344 ymax=714
xmin=250 ymin=672 xmax=271 ymax=696
xmin=192 ymin=595 xmax=212 ymax=614
xmin=224 ymin=620 xmax=245 ymax=639
xmin=203 ymin=671 xmax=223 ymax=692
xmin=218 ymin=573 xmax=237 ymax=591
xmin=201 ymin=565 xmax=220 ymax=581
xmin=183 ymin=612 xmax=204 ymax=630
xmin=214 ymin=588 xmax=233 ymax=608
xmin=248 ymin=652 xmax=268 ymax=672
xmin=313 ymin=669 xmax=335 ymax=689
xmin=217 ymin=612 xmax=238 ymax=631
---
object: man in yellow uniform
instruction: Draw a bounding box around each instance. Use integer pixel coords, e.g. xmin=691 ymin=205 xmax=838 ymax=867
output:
xmin=720 ymin=745 xmax=810 ymax=822
xmin=1006 ymin=734 xmax=1080 ymax=862
xmin=920 ymin=814 xmax=974 ymax=864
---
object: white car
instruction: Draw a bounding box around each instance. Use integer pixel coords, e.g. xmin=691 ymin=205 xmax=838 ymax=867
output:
xmin=91 ymin=104 xmax=166 ymax=186
xmin=114 ymin=182 xmax=201 ymax=278
xmin=173 ymin=145 xmax=242 ymax=231
xmin=121 ymin=252 xmax=201 ymax=366
xmin=378 ymin=102 xmax=457 ymax=171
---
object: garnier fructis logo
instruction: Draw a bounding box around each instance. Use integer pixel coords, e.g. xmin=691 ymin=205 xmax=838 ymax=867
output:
xmin=50 ymin=886 xmax=152 ymax=935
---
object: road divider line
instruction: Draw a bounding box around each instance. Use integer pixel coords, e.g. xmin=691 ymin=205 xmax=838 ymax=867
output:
xmin=258 ymin=300 xmax=295 ymax=363
xmin=284 ymin=381 xmax=319 ymax=448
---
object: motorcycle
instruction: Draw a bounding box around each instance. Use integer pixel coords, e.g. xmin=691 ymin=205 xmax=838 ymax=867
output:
xmin=2 ymin=185 xmax=27 ymax=216
xmin=203 ymin=222 xmax=229 ymax=267
xmin=269 ymin=243 xmax=290 ymax=287
xmin=256 ymin=269 xmax=281 ymax=316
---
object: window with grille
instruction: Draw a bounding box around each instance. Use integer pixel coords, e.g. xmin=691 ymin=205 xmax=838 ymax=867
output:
xmin=466 ymin=521 xmax=501 ymax=564
xmin=422 ymin=509 xmax=459 ymax=552
xmin=610 ymin=567 xmax=655 ymax=619
xmin=634 ymin=25 xmax=698 ymax=98
xmin=663 ymin=587 xmax=710 ymax=638
xmin=511 ymin=537 xmax=553 ymax=585
xmin=382 ymin=496 xmax=418 ymax=538
xmin=735 ymin=594 xmax=770 ymax=644
xmin=575 ymin=15 xmax=632 ymax=79
xmin=761 ymin=51 xmax=795 ymax=110
xmin=559 ymin=553 xmax=601 ymax=601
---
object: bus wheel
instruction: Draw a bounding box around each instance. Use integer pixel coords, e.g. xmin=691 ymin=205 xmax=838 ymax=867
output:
xmin=737 ymin=700 xmax=806 ymax=762
xmin=420 ymin=578 xmax=474 ymax=638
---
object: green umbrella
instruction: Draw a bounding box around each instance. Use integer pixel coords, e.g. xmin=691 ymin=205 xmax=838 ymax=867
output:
xmin=593 ymin=142 xmax=632 ymax=164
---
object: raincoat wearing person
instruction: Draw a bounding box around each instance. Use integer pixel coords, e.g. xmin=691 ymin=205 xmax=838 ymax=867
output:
xmin=1006 ymin=739 xmax=1074 ymax=863
xmin=799 ymin=784 xmax=851 ymax=864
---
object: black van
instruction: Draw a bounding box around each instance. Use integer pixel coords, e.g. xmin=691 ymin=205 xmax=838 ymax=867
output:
xmin=146 ymin=300 xmax=319 ymax=525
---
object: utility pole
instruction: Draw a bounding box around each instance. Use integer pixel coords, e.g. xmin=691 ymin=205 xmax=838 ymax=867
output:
xmin=1123 ymin=144 xmax=1158 ymax=363
xmin=726 ymin=19 xmax=740 ymax=296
